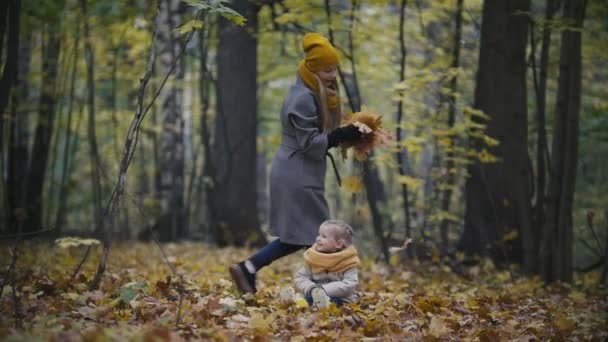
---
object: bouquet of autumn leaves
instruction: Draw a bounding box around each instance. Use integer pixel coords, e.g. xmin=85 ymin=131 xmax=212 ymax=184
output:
xmin=339 ymin=111 xmax=392 ymax=161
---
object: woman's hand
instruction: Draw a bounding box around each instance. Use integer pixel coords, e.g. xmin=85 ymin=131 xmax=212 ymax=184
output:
xmin=327 ymin=124 xmax=364 ymax=149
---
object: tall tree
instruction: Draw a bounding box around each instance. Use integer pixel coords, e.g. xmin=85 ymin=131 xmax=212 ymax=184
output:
xmin=438 ymin=0 xmax=463 ymax=253
xmin=198 ymin=24 xmax=213 ymax=238
xmin=0 ymin=1 xmax=20 ymax=228
xmin=80 ymin=0 xmax=103 ymax=231
xmin=530 ymin=0 xmax=561 ymax=274
xmin=460 ymin=0 xmax=532 ymax=265
xmin=155 ymin=0 xmax=186 ymax=241
xmin=210 ymin=0 xmax=265 ymax=246
xmin=540 ymin=0 xmax=586 ymax=283
xmin=394 ymin=0 xmax=413 ymax=247
xmin=25 ymin=0 xmax=63 ymax=234
xmin=0 ymin=0 xmax=19 ymax=121
xmin=54 ymin=27 xmax=80 ymax=236
xmin=325 ymin=0 xmax=390 ymax=263
xmin=6 ymin=25 xmax=30 ymax=234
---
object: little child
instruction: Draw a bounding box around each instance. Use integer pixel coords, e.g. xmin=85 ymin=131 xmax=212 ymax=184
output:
xmin=294 ymin=220 xmax=360 ymax=309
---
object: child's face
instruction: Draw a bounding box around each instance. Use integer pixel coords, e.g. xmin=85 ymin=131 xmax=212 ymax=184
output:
xmin=315 ymin=224 xmax=344 ymax=253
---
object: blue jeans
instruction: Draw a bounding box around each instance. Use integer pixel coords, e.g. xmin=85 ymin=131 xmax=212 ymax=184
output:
xmin=249 ymin=239 xmax=308 ymax=271
xmin=304 ymin=294 xmax=346 ymax=307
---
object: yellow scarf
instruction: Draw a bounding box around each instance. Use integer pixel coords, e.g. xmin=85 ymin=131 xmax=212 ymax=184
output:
xmin=298 ymin=60 xmax=339 ymax=114
xmin=303 ymin=244 xmax=360 ymax=273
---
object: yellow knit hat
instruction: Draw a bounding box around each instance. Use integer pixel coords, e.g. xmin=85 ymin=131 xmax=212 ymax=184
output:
xmin=302 ymin=32 xmax=339 ymax=72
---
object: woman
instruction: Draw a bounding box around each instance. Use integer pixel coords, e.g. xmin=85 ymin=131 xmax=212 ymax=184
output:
xmin=230 ymin=32 xmax=363 ymax=294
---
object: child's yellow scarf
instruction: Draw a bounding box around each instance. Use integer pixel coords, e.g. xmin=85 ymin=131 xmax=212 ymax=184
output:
xmin=303 ymin=245 xmax=360 ymax=273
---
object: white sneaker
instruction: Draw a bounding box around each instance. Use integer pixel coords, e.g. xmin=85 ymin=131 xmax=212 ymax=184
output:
xmin=310 ymin=287 xmax=330 ymax=309
xmin=279 ymin=286 xmax=296 ymax=303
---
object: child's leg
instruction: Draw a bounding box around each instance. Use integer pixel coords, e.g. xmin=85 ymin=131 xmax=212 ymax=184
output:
xmin=248 ymin=239 xmax=306 ymax=271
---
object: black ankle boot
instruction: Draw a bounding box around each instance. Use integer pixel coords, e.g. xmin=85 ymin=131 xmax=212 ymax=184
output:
xmin=229 ymin=262 xmax=257 ymax=294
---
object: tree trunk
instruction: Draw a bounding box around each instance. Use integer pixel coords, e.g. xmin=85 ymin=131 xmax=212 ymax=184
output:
xmin=0 ymin=0 xmax=19 ymax=121
xmin=156 ymin=0 xmax=186 ymax=241
xmin=0 ymin=1 xmax=20 ymax=222
xmin=540 ymin=0 xmax=586 ymax=283
xmin=80 ymin=0 xmax=104 ymax=232
xmin=25 ymin=17 xmax=62 ymax=234
xmin=6 ymin=28 xmax=30 ymax=234
xmin=439 ymin=0 xmax=463 ymax=253
xmin=199 ymin=26 xmax=213 ymax=240
xmin=529 ymin=0 xmax=560 ymax=274
xmin=324 ymin=0 xmax=391 ymax=262
xmin=394 ymin=0 xmax=413 ymax=246
xmin=0 ymin=0 xmax=9 ymax=65
xmin=460 ymin=0 xmax=532 ymax=265
xmin=54 ymin=28 xmax=80 ymax=236
xmin=211 ymin=0 xmax=265 ymax=246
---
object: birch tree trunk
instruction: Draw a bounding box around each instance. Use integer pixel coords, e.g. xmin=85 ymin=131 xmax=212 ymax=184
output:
xmin=156 ymin=0 xmax=186 ymax=241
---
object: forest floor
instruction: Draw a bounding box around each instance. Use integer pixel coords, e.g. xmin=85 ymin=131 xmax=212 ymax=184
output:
xmin=0 ymin=241 xmax=606 ymax=341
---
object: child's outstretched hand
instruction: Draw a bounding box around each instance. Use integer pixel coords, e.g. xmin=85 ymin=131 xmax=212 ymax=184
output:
xmin=389 ymin=238 xmax=412 ymax=254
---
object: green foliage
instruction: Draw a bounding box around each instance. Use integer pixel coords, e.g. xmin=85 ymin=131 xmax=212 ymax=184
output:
xmin=183 ymin=0 xmax=246 ymax=26
xmin=118 ymin=282 xmax=147 ymax=304
xmin=175 ymin=19 xmax=204 ymax=35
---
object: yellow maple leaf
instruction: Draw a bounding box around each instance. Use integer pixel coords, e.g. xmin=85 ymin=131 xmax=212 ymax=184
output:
xmin=250 ymin=313 xmax=272 ymax=333
xmin=569 ymin=291 xmax=586 ymax=304
xmin=556 ymin=315 xmax=576 ymax=332
xmin=428 ymin=316 xmax=451 ymax=336
xmin=343 ymin=176 xmax=363 ymax=193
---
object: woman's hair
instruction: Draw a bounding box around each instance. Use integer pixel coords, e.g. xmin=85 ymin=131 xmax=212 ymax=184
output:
xmin=321 ymin=219 xmax=354 ymax=246
xmin=314 ymin=74 xmax=342 ymax=133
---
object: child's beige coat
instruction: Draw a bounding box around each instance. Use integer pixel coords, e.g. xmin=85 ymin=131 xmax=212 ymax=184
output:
xmin=294 ymin=266 xmax=359 ymax=303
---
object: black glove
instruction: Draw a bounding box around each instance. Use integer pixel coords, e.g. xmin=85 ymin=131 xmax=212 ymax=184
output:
xmin=327 ymin=124 xmax=363 ymax=149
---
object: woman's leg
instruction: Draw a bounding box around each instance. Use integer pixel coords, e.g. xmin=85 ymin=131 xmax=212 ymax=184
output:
xmin=230 ymin=239 xmax=307 ymax=294
xmin=249 ymin=239 xmax=306 ymax=271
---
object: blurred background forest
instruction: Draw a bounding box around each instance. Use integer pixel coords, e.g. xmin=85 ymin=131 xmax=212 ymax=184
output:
xmin=1 ymin=0 xmax=607 ymax=285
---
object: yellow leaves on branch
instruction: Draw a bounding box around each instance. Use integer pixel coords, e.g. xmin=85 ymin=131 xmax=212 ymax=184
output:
xmin=396 ymin=175 xmax=424 ymax=191
xmin=477 ymin=149 xmax=499 ymax=163
xmin=174 ymin=20 xmax=204 ymax=35
xmin=502 ymin=230 xmax=518 ymax=242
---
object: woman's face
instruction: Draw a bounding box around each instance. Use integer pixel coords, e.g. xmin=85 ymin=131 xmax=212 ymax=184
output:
xmin=315 ymin=65 xmax=338 ymax=88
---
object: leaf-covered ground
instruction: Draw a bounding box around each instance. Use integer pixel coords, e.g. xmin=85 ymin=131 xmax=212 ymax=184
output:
xmin=1 ymin=242 xmax=606 ymax=341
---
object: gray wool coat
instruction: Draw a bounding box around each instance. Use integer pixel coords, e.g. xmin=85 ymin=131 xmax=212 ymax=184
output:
xmin=269 ymin=74 xmax=331 ymax=246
